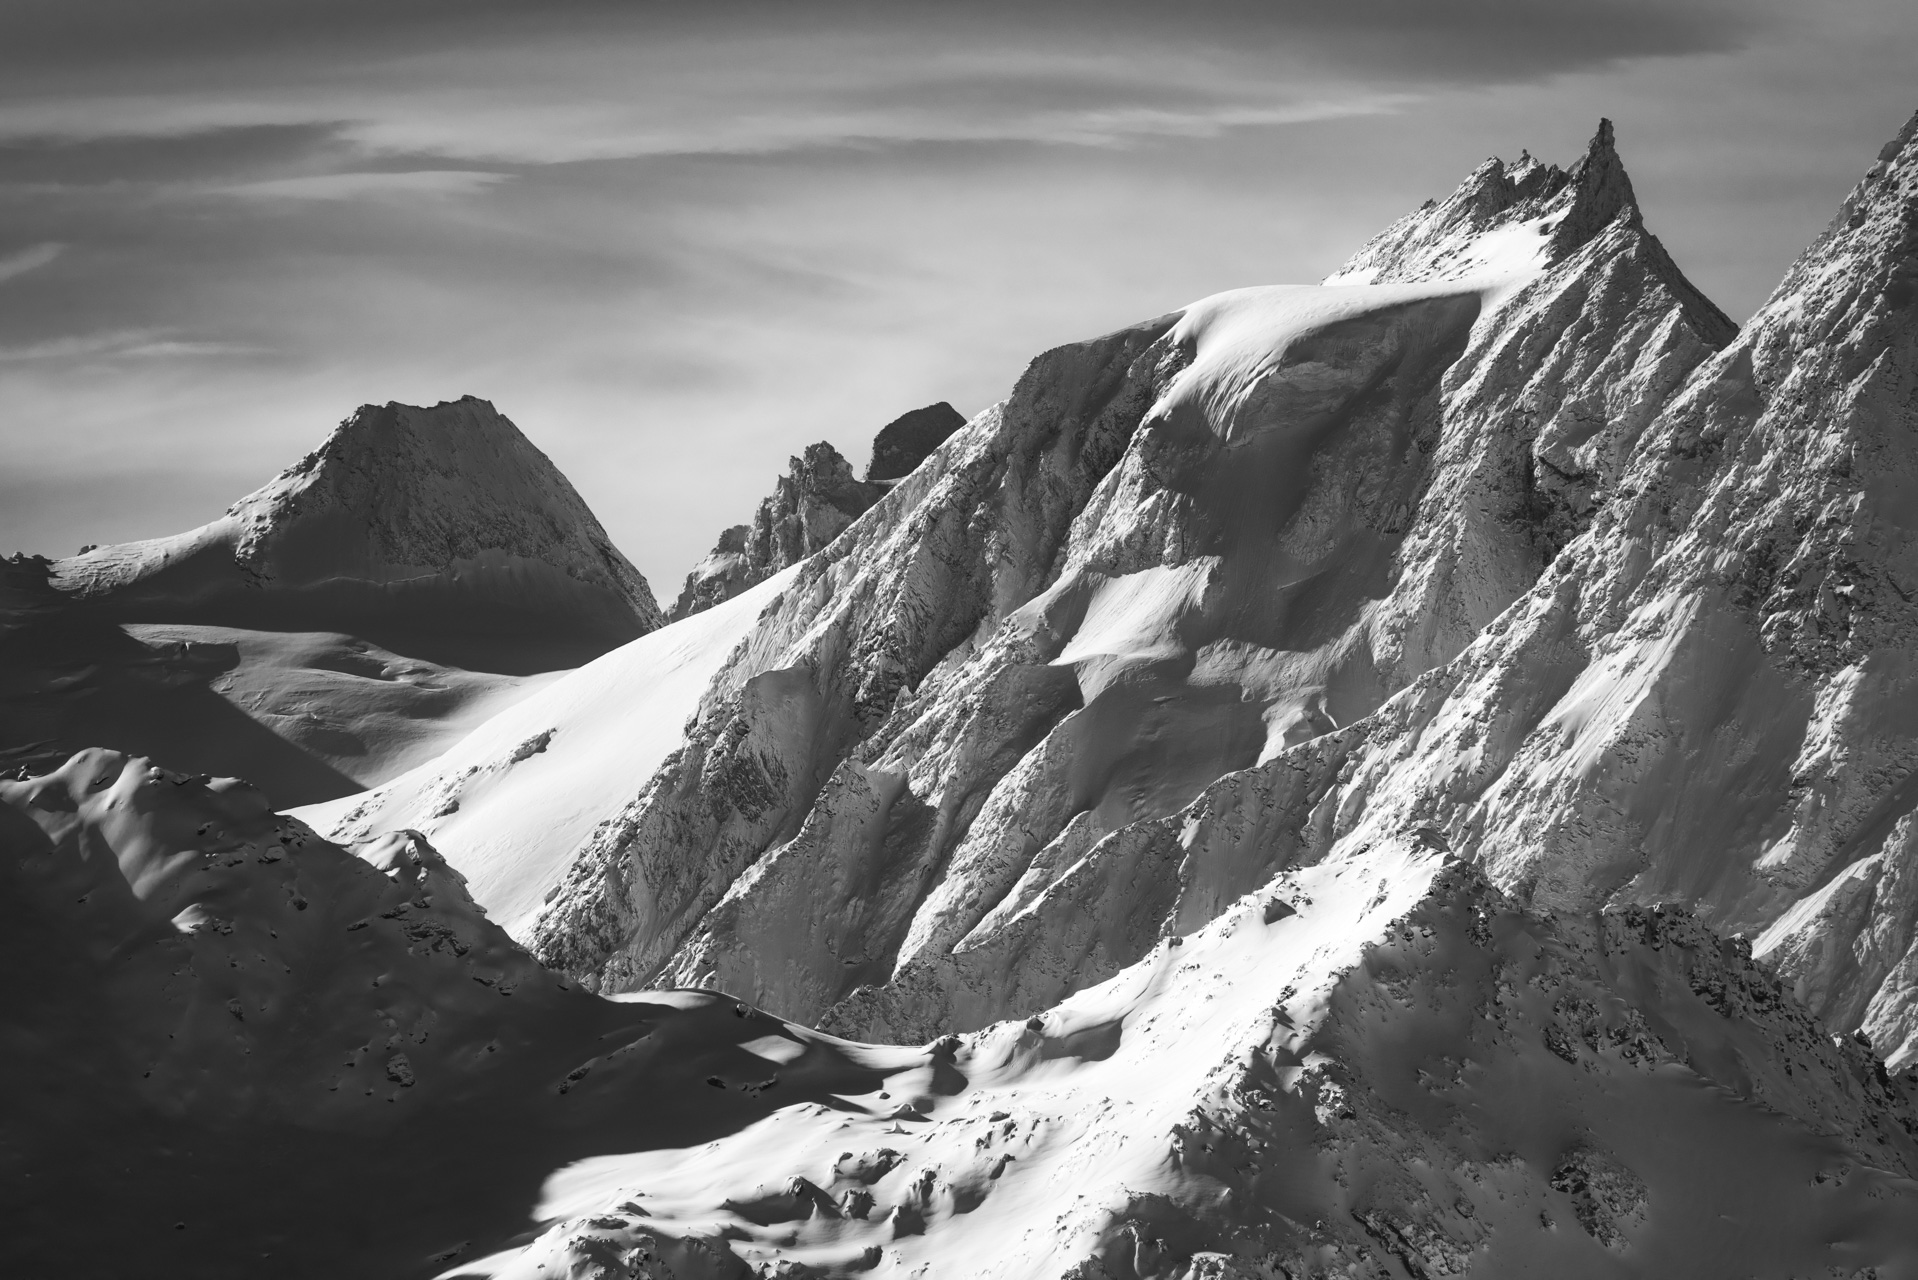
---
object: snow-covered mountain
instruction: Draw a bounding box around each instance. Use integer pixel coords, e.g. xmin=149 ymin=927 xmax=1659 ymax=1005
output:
xmin=316 ymin=120 xmax=1748 ymax=1027
xmin=1 ymin=398 xmax=655 ymax=807
xmin=18 ymin=110 xmax=1918 ymax=1278
xmin=12 ymin=751 xmax=1918 ymax=1278
xmin=52 ymin=396 xmax=662 ymax=672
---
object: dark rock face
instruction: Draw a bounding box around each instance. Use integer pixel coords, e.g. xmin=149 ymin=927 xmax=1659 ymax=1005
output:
xmin=865 ymin=402 xmax=967 ymax=484
xmin=672 ymin=404 xmax=969 ymax=621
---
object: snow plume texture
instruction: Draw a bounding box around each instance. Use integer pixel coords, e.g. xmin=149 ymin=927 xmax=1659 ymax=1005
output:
xmin=10 ymin=112 xmax=1918 ymax=1279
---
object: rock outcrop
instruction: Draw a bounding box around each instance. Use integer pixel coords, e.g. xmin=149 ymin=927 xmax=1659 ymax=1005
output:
xmin=672 ymin=442 xmax=885 ymax=620
xmin=671 ymin=403 xmax=968 ymax=620
xmin=50 ymin=397 xmax=661 ymax=672
xmin=865 ymin=401 xmax=967 ymax=483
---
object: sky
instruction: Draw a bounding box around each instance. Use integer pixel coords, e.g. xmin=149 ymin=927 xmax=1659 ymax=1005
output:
xmin=1 ymin=1 xmax=1914 ymax=597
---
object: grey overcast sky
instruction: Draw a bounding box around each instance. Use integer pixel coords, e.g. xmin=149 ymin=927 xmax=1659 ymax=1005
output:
xmin=1 ymin=0 xmax=1914 ymax=594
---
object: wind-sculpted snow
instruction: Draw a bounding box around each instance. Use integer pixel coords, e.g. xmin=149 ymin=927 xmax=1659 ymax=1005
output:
xmin=49 ymin=397 xmax=661 ymax=673
xmin=19 ymin=754 xmax=1917 ymax=1276
xmin=467 ymin=842 xmax=1918 ymax=1279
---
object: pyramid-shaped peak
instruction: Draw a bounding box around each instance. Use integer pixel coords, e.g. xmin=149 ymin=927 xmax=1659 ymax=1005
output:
xmin=1547 ymin=118 xmax=1638 ymax=255
xmin=228 ymin=398 xmax=659 ymax=623
xmin=52 ymin=396 xmax=663 ymax=667
xmin=285 ymin=397 xmax=541 ymax=482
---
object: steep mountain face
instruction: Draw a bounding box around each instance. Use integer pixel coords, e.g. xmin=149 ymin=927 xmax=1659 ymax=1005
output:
xmin=670 ymin=403 xmax=968 ymax=621
xmin=52 ymin=397 xmax=662 ymax=672
xmin=25 ymin=110 xmax=1918 ymax=1279
xmin=441 ymin=121 xmax=1737 ymax=1038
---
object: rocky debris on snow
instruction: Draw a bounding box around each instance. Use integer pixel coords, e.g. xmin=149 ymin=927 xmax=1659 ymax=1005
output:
xmin=473 ymin=847 xmax=1918 ymax=1279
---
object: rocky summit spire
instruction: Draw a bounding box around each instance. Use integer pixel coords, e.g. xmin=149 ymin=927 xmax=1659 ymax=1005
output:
xmin=1544 ymin=117 xmax=1637 ymax=253
xmin=1328 ymin=118 xmax=1643 ymax=288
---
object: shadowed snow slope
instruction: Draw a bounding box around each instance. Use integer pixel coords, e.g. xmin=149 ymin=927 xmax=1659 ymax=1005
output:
xmin=49 ymin=396 xmax=662 ymax=674
xmin=0 ymin=749 xmax=907 ymax=1280
xmin=13 ymin=750 xmax=1918 ymax=1278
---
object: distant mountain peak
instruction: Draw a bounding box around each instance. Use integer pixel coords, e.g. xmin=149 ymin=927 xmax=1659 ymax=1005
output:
xmin=51 ymin=397 xmax=661 ymax=671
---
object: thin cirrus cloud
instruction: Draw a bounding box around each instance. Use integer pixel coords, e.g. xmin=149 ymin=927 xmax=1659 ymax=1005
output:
xmin=0 ymin=241 xmax=62 ymax=285
xmin=216 ymin=169 xmax=509 ymax=201
xmin=0 ymin=0 xmax=1760 ymax=170
xmin=0 ymin=0 xmax=1757 ymax=88
xmin=0 ymin=0 xmax=1909 ymax=590
xmin=0 ymin=71 xmax=1414 ymax=171
xmin=0 ymin=328 xmax=264 ymax=362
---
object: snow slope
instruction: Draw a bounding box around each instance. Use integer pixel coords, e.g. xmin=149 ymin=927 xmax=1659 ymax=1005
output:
xmin=0 ymin=748 xmax=914 ymax=1280
xmin=297 ymin=566 xmax=802 ymax=932
xmin=464 ymin=840 xmax=1918 ymax=1279
xmin=0 ymin=398 xmax=647 ymax=809
xmin=13 ymin=748 xmax=1918 ymax=1278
